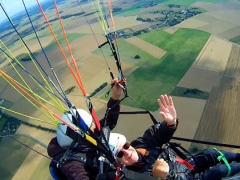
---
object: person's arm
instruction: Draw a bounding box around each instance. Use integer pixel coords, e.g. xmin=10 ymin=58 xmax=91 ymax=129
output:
xmin=47 ymin=137 xmax=65 ymax=158
xmin=100 ymin=78 xmax=125 ymax=130
xmin=142 ymin=95 xmax=178 ymax=146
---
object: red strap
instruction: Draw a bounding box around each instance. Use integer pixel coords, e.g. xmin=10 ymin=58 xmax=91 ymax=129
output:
xmin=114 ymin=173 xmax=121 ymax=180
xmin=90 ymin=108 xmax=101 ymax=131
xmin=175 ymin=158 xmax=194 ymax=170
xmin=114 ymin=166 xmax=122 ymax=180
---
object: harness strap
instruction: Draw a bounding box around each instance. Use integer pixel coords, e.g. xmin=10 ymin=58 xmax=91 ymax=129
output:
xmin=57 ymin=140 xmax=77 ymax=168
xmin=67 ymin=152 xmax=97 ymax=167
xmin=212 ymin=147 xmax=231 ymax=177
xmin=175 ymin=158 xmax=194 ymax=170
xmin=168 ymin=142 xmax=192 ymax=160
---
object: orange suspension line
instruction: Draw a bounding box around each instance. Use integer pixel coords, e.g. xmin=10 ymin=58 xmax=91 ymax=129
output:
xmin=36 ymin=0 xmax=101 ymax=131
xmin=107 ymin=0 xmax=118 ymax=45
xmin=53 ymin=0 xmax=85 ymax=92
xmin=0 ymin=70 xmax=78 ymax=131
xmin=36 ymin=0 xmax=87 ymax=96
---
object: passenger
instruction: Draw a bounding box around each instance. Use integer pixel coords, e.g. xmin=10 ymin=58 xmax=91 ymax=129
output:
xmin=108 ymin=95 xmax=240 ymax=180
xmin=47 ymin=78 xmax=125 ymax=180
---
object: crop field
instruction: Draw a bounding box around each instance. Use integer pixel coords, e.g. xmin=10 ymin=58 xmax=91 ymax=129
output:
xmin=193 ymin=44 xmax=240 ymax=151
xmin=0 ymin=136 xmax=36 ymax=180
xmin=121 ymin=28 xmax=210 ymax=111
xmin=12 ymin=143 xmax=51 ymax=180
xmin=177 ymin=66 xmax=221 ymax=92
xmin=29 ymin=157 xmax=52 ymax=180
xmin=1 ymin=0 xmax=240 ymax=179
xmin=93 ymin=38 xmax=159 ymax=65
xmin=125 ymin=36 xmax=166 ymax=59
xmin=194 ymin=35 xmax=232 ymax=71
xmin=230 ymin=34 xmax=240 ymax=43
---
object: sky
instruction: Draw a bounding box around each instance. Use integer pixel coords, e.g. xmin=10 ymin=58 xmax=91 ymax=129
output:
xmin=0 ymin=0 xmax=48 ymax=22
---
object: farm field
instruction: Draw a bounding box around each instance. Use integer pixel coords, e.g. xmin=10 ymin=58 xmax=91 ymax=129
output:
xmin=193 ymin=44 xmax=240 ymax=151
xmin=0 ymin=136 xmax=36 ymax=180
xmin=125 ymin=36 xmax=166 ymax=59
xmin=194 ymin=35 xmax=232 ymax=71
xmin=1 ymin=0 xmax=240 ymax=179
xmin=121 ymin=28 xmax=210 ymax=111
xmin=177 ymin=35 xmax=232 ymax=92
xmin=177 ymin=66 xmax=221 ymax=92
xmin=177 ymin=1 xmax=240 ymax=40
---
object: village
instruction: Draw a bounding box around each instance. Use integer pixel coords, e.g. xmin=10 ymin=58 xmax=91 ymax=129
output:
xmin=116 ymin=3 xmax=203 ymax=39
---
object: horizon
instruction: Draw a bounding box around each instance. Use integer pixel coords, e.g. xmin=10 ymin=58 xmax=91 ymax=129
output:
xmin=0 ymin=0 xmax=49 ymax=23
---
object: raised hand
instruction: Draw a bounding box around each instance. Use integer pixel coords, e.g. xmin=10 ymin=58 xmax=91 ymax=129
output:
xmin=111 ymin=78 xmax=126 ymax=100
xmin=157 ymin=94 xmax=177 ymax=125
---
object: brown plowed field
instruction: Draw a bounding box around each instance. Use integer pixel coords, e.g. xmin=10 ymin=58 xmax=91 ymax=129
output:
xmin=194 ymin=35 xmax=232 ymax=71
xmin=193 ymin=44 xmax=240 ymax=151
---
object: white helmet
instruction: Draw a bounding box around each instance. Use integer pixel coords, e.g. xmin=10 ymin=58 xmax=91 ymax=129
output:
xmin=108 ymin=133 xmax=126 ymax=155
xmin=56 ymin=108 xmax=93 ymax=149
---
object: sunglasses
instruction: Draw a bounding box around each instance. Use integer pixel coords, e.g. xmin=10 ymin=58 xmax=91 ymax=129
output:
xmin=116 ymin=142 xmax=130 ymax=158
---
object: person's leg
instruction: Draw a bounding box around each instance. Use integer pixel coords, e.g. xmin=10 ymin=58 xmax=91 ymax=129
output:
xmin=220 ymin=150 xmax=240 ymax=163
xmin=200 ymin=166 xmax=222 ymax=180
xmin=192 ymin=148 xmax=240 ymax=172
xmin=201 ymin=163 xmax=240 ymax=180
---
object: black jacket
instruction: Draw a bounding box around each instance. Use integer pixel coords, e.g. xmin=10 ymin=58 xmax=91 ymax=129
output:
xmin=128 ymin=121 xmax=177 ymax=175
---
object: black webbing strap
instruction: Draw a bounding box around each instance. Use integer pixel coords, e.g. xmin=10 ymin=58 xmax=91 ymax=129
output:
xmin=99 ymin=126 xmax=111 ymax=174
xmin=65 ymin=125 xmax=118 ymax=167
xmin=67 ymin=152 xmax=97 ymax=167
xmin=121 ymin=169 xmax=159 ymax=180
xmin=168 ymin=142 xmax=192 ymax=160
xmin=57 ymin=140 xmax=77 ymax=168
xmin=171 ymin=136 xmax=240 ymax=149
xmin=119 ymin=111 xmax=158 ymax=125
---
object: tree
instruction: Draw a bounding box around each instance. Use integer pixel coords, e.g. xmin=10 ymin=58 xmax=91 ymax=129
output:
xmin=134 ymin=55 xmax=140 ymax=59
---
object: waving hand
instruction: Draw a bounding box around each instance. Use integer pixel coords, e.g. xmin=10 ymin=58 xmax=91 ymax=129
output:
xmin=157 ymin=94 xmax=177 ymax=126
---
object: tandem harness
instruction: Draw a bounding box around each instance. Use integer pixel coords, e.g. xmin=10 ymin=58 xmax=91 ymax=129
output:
xmin=159 ymin=143 xmax=232 ymax=180
xmin=159 ymin=142 xmax=197 ymax=180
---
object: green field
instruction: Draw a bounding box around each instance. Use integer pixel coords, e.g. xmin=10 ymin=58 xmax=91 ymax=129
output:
xmin=0 ymin=116 xmax=8 ymax=130
xmin=114 ymin=0 xmax=229 ymax=16
xmin=0 ymin=136 xmax=36 ymax=180
xmin=171 ymin=87 xmax=209 ymax=99
xmin=93 ymin=38 xmax=159 ymax=66
xmin=161 ymin=0 xmax=229 ymax=6
xmin=229 ymin=35 xmax=240 ymax=43
xmin=117 ymin=28 xmax=210 ymax=111
xmin=30 ymin=157 xmax=52 ymax=180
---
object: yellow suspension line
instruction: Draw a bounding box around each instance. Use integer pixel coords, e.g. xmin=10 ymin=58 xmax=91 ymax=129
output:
xmin=89 ymin=0 xmax=108 ymax=32
xmin=1 ymin=74 xmax=59 ymax=125
xmin=0 ymin=40 xmax=65 ymax=112
xmin=1 ymin=43 xmax=63 ymax=113
xmin=0 ymin=4 xmax=64 ymax=111
xmin=0 ymin=105 xmax=57 ymax=126
xmin=9 ymin=75 xmax=65 ymax=113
